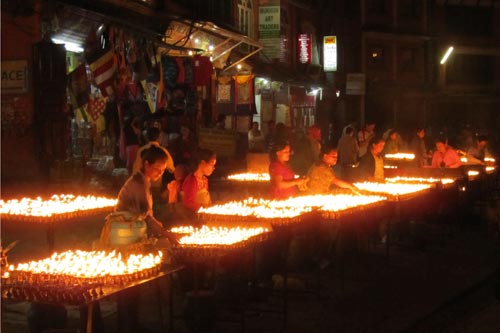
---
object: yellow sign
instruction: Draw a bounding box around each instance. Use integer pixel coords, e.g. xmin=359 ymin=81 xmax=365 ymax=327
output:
xmin=2 ymin=60 xmax=29 ymax=93
xmin=198 ymin=128 xmax=238 ymax=157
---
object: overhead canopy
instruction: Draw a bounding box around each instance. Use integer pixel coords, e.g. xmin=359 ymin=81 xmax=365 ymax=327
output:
xmin=50 ymin=1 xmax=262 ymax=64
xmin=162 ymin=20 xmax=262 ymax=71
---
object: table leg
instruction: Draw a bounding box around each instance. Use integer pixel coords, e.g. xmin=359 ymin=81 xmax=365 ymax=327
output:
xmin=82 ymin=302 xmax=93 ymax=333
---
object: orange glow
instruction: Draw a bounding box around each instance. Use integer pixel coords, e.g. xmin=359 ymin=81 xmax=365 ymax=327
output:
xmin=199 ymin=194 xmax=387 ymax=221
xmin=386 ymin=176 xmax=455 ymax=185
xmin=0 ymin=194 xmax=117 ymax=217
xmin=227 ymin=173 xmax=270 ymax=182
xmin=8 ymin=250 xmax=163 ymax=277
xmin=384 ymin=153 xmax=415 ymax=160
xmin=174 ymin=225 xmax=270 ymax=245
xmin=354 ymin=182 xmax=431 ymax=195
xmin=485 ymin=166 xmax=496 ymax=174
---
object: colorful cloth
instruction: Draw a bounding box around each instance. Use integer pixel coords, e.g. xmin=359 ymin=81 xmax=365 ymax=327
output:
xmin=182 ymin=173 xmax=211 ymax=212
xmin=88 ymin=49 xmax=117 ymax=97
xmin=269 ymin=161 xmax=296 ymax=199
xmin=87 ymin=96 xmax=107 ymax=121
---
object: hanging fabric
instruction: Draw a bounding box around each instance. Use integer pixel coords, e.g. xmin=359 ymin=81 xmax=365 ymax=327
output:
xmin=234 ymin=74 xmax=256 ymax=115
xmin=88 ymin=49 xmax=117 ymax=97
xmin=87 ymin=96 xmax=108 ymax=121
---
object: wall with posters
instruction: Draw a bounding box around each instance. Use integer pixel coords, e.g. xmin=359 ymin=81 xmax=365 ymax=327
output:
xmin=1 ymin=5 xmax=42 ymax=182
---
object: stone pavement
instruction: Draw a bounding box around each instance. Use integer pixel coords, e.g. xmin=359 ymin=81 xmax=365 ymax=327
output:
xmin=1 ymin=180 xmax=500 ymax=333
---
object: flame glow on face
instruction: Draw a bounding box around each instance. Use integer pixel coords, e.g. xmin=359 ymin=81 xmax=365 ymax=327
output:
xmin=7 ymin=250 xmax=163 ymax=277
xmin=0 ymin=195 xmax=117 ymax=217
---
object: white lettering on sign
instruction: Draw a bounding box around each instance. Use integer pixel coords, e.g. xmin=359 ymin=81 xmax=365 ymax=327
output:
xmin=298 ymin=34 xmax=311 ymax=64
xmin=1 ymin=60 xmax=29 ymax=93
xmin=323 ymin=36 xmax=337 ymax=72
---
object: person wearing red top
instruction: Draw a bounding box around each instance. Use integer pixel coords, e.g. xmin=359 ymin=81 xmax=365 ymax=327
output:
xmin=269 ymin=141 xmax=308 ymax=199
xmin=431 ymin=137 xmax=462 ymax=168
xmin=182 ymin=149 xmax=216 ymax=212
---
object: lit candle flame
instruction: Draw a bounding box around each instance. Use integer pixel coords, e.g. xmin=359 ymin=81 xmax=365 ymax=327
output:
xmin=384 ymin=153 xmax=415 ymax=160
xmin=354 ymin=182 xmax=431 ymax=195
xmin=0 ymin=194 xmax=117 ymax=217
xmin=386 ymin=176 xmax=455 ymax=185
xmin=8 ymin=250 xmax=162 ymax=277
xmin=173 ymin=225 xmax=269 ymax=245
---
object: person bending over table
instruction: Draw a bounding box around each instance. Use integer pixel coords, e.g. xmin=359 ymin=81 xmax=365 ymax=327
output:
xmin=431 ymin=137 xmax=462 ymax=168
xmin=182 ymin=148 xmax=217 ymax=215
xmin=269 ymin=140 xmax=308 ymax=199
xmin=114 ymin=144 xmax=175 ymax=333
xmin=306 ymin=145 xmax=359 ymax=194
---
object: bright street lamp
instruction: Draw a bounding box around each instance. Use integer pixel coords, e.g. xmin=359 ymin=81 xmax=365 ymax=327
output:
xmin=440 ymin=46 xmax=454 ymax=65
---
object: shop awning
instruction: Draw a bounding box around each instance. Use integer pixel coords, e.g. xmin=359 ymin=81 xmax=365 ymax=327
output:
xmin=162 ymin=20 xmax=263 ymax=71
xmin=52 ymin=0 xmax=263 ymax=64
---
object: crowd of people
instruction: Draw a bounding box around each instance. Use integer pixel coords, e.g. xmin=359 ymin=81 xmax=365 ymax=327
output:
xmin=96 ymin=116 xmax=497 ymax=333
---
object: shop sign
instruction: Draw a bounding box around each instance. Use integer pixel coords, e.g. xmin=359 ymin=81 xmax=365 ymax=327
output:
xmin=323 ymin=36 xmax=337 ymax=72
xmin=298 ymin=34 xmax=312 ymax=64
xmin=346 ymin=73 xmax=366 ymax=95
xmin=259 ymin=6 xmax=281 ymax=59
xmin=1 ymin=60 xmax=29 ymax=94
xmin=198 ymin=128 xmax=238 ymax=157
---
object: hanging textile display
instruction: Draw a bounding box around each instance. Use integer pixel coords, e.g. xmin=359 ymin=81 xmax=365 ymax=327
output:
xmin=88 ymin=49 xmax=117 ymax=97
xmin=217 ymin=76 xmax=232 ymax=103
xmin=193 ymin=55 xmax=213 ymax=86
xmin=68 ymin=64 xmax=89 ymax=108
xmin=87 ymin=96 xmax=108 ymax=121
xmin=216 ymin=76 xmax=233 ymax=115
xmin=141 ymin=80 xmax=157 ymax=113
xmin=234 ymin=74 xmax=256 ymax=115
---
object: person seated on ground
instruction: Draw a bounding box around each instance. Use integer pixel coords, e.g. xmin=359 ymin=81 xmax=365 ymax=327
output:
xmin=305 ymin=146 xmax=359 ymax=194
xmin=248 ymin=121 xmax=265 ymax=152
xmin=467 ymin=135 xmax=488 ymax=165
xmin=269 ymin=140 xmax=309 ymax=199
xmin=181 ymin=149 xmax=217 ymax=216
xmin=431 ymin=137 xmax=462 ymax=168
xmin=357 ymin=136 xmax=386 ymax=182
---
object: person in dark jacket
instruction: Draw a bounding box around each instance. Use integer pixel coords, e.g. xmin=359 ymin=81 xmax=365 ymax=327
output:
xmin=357 ymin=136 xmax=385 ymax=182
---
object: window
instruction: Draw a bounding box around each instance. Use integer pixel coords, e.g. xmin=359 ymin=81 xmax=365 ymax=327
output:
xmin=238 ymin=0 xmax=253 ymax=38
xmin=445 ymin=6 xmax=493 ymax=36
xmin=398 ymin=47 xmax=418 ymax=73
xmin=447 ymin=55 xmax=495 ymax=85
xmin=399 ymin=0 xmax=420 ymax=19
xmin=367 ymin=0 xmax=388 ymax=14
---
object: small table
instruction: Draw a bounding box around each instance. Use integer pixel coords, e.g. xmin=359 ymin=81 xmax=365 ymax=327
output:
xmin=2 ymin=264 xmax=184 ymax=333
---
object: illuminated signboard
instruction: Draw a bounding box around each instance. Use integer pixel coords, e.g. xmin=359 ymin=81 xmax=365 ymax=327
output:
xmin=298 ymin=34 xmax=312 ymax=64
xmin=323 ymin=36 xmax=337 ymax=72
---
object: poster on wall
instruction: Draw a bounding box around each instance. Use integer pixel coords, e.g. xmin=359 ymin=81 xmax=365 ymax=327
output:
xmin=1 ymin=60 xmax=29 ymax=94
